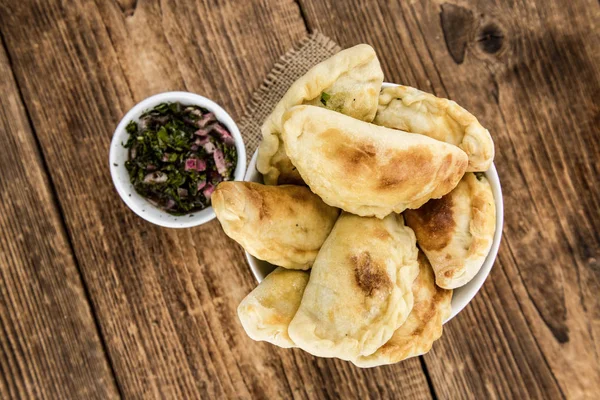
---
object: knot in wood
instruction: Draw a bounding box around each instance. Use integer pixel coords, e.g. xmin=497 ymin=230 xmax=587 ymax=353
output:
xmin=477 ymin=23 xmax=505 ymax=54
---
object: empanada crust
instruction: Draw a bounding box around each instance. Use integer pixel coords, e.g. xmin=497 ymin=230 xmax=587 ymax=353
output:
xmin=213 ymin=182 xmax=339 ymax=269
xmin=288 ymin=213 xmax=419 ymax=360
xmin=353 ymin=252 xmax=452 ymax=367
xmin=375 ymin=86 xmax=494 ymax=172
xmin=238 ymin=268 xmax=310 ymax=348
xmin=282 ymin=105 xmax=468 ymax=218
xmin=404 ymin=173 xmax=496 ymax=289
xmin=257 ymin=44 xmax=383 ymax=185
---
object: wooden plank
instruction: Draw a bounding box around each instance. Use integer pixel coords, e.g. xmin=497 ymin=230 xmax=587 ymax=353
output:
xmin=0 ymin=37 xmax=119 ymax=399
xmin=0 ymin=0 xmax=433 ymax=398
xmin=299 ymin=0 xmax=600 ymax=398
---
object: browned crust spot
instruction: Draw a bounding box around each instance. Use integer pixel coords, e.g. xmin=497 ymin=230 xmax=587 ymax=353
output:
xmin=377 ymin=148 xmax=435 ymax=191
xmin=288 ymin=187 xmax=313 ymax=203
xmin=373 ymin=228 xmax=392 ymax=241
xmin=412 ymin=289 xmax=446 ymax=336
xmin=352 ymin=251 xmax=392 ymax=296
xmin=320 ymin=129 xmax=377 ymax=174
xmin=405 ymin=194 xmax=456 ymax=251
xmin=245 ymin=185 xmax=270 ymax=221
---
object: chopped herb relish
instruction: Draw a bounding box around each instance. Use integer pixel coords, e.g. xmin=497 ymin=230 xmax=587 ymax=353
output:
xmin=123 ymin=102 xmax=237 ymax=215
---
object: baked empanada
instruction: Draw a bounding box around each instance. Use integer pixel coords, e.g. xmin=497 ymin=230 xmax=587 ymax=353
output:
xmin=257 ymin=44 xmax=383 ymax=185
xmin=237 ymin=267 xmax=310 ymax=348
xmin=281 ymin=105 xmax=468 ymax=218
xmin=404 ymin=172 xmax=496 ymax=289
xmin=353 ymin=252 xmax=453 ymax=367
xmin=375 ymin=86 xmax=494 ymax=172
xmin=212 ymin=182 xmax=339 ymax=270
xmin=288 ymin=212 xmax=419 ymax=361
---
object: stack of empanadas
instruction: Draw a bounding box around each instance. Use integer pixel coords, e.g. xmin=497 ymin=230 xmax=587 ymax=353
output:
xmin=213 ymin=44 xmax=496 ymax=367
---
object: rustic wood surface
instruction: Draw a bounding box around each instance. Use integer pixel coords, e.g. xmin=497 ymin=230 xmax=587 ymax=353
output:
xmin=0 ymin=0 xmax=597 ymax=399
xmin=299 ymin=1 xmax=600 ymax=399
xmin=0 ymin=36 xmax=119 ymax=399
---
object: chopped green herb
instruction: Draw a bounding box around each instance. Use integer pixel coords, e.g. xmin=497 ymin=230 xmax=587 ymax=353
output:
xmin=113 ymin=163 xmax=118 ymax=167
xmin=126 ymin=121 xmax=137 ymax=135
xmin=123 ymin=102 xmax=237 ymax=215
xmin=320 ymin=92 xmax=331 ymax=105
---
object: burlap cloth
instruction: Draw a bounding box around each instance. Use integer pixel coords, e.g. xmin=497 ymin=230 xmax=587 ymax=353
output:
xmin=238 ymin=32 xmax=341 ymax=164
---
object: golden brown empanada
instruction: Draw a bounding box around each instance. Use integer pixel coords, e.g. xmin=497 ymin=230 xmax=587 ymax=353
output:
xmin=375 ymin=86 xmax=494 ymax=172
xmin=237 ymin=267 xmax=310 ymax=348
xmin=404 ymin=172 xmax=496 ymax=289
xmin=257 ymin=44 xmax=383 ymax=185
xmin=288 ymin=212 xmax=419 ymax=361
xmin=353 ymin=252 xmax=453 ymax=367
xmin=281 ymin=105 xmax=468 ymax=218
xmin=212 ymin=182 xmax=339 ymax=270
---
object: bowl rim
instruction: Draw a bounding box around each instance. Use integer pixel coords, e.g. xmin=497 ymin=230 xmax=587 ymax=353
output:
xmin=242 ymin=82 xmax=503 ymax=322
xmin=109 ymin=91 xmax=246 ymax=228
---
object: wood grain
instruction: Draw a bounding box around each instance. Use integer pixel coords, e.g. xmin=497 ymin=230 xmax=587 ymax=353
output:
xmin=299 ymin=0 xmax=600 ymax=398
xmin=0 ymin=36 xmax=119 ymax=399
xmin=2 ymin=0 xmax=597 ymax=397
xmin=0 ymin=0 xmax=433 ymax=398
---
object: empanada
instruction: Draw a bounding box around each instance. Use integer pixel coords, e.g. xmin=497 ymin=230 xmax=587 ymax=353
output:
xmin=257 ymin=44 xmax=383 ymax=185
xmin=237 ymin=267 xmax=310 ymax=348
xmin=404 ymin=172 xmax=496 ymax=289
xmin=212 ymin=182 xmax=339 ymax=270
xmin=281 ymin=105 xmax=468 ymax=218
xmin=375 ymin=85 xmax=494 ymax=172
xmin=288 ymin=212 xmax=419 ymax=361
xmin=353 ymin=252 xmax=453 ymax=367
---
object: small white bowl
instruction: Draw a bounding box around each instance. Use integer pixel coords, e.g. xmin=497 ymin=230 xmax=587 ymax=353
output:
xmin=109 ymin=91 xmax=246 ymax=228
xmin=243 ymin=83 xmax=503 ymax=321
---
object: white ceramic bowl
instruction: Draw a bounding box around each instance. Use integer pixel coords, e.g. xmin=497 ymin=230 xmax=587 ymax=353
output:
xmin=243 ymin=83 xmax=503 ymax=321
xmin=110 ymin=91 xmax=246 ymax=228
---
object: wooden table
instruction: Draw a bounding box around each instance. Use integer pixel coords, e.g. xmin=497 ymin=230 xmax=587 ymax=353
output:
xmin=0 ymin=0 xmax=598 ymax=398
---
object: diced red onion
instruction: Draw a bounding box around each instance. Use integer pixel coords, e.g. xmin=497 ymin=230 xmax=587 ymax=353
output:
xmin=196 ymin=159 xmax=207 ymax=172
xmin=203 ymin=142 xmax=216 ymax=154
xmin=177 ymin=188 xmax=188 ymax=198
xmin=130 ymin=147 xmax=137 ymax=160
xmin=197 ymin=180 xmax=207 ymax=191
xmin=214 ymin=149 xmax=227 ymax=175
xmin=203 ymin=183 xmax=215 ymax=199
xmin=165 ymin=199 xmax=176 ymax=209
xmin=155 ymin=116 xmax=169 ymax=124
xmin=138 ymin=119 xmax=147 ymax=130
xmin=214 ymin=124 xmax=235 ymax=145
xmin=194 ymin=128 xmax=209 ymax=137
xmin=143 ymin=171 xmax=168 ymax=184
xmin=190 ymin=145 xmax=199 ymax=151
xmin=162 ymin=153 xmax=170 ymax=162
xmin=184 ymin=159 xmax=197 ymax=171
xmin=146 ymin=164 xmax=157 ymax=171
xmin=184 ymin=158 xmax=207 ymax=172
xmin=197 ymin=112 xmax=216 ymax=128
xmin=195 ymin=137 xmax=210 ymax=146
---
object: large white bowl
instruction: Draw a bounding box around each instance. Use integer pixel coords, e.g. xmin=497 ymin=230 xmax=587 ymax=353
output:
xmin=110 ymin=91 xmax=246 ymax=228
xmin=243 ymin=83 xmax=503 ymax=321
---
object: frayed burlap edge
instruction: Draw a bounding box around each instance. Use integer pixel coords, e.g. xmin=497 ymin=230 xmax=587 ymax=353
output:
xmin=239 ymin=32 xmax=341 ymax=165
